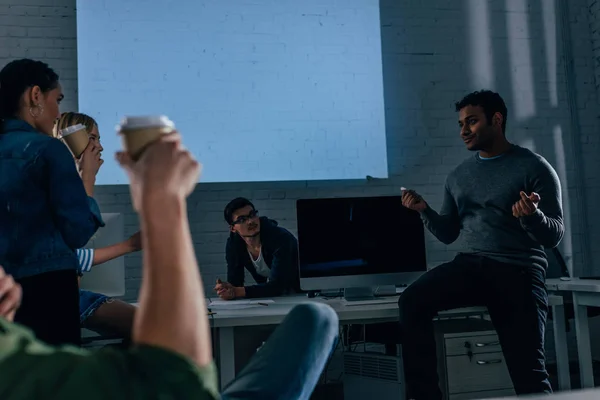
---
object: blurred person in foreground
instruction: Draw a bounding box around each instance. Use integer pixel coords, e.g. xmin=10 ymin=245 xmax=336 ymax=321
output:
xmin=0 ymin=132 xmax=339 ymax=400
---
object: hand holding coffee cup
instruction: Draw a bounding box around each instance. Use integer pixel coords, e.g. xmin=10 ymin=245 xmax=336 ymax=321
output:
xmin=117 ymin=116 xmax=176 ymax=161
xmin=77 ymin=141 xmax=103 ymax=182
xmin=116 ymin=131 xmax=201 ymax=213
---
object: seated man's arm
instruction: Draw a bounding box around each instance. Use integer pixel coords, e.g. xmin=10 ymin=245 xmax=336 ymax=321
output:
xmin=242 ymin=235 xmax=297 ymax=298
xmin=0 ymin=326 xmax=219 ymax=400
xmin=519 ymin=159 xmax=564 ymax=248
xmin=420 ymin=184 xmax=461 ymax=245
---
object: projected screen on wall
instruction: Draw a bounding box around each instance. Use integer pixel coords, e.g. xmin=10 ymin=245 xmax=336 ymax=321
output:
xmin=77 ymin=0 xmax=388 ymax=184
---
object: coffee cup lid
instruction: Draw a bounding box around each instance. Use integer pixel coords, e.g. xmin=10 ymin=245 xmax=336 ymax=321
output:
xmin=118 ymin=115 xmax=174 ymax=131
xmin=59 ymin=124 xmax=86 ymax=137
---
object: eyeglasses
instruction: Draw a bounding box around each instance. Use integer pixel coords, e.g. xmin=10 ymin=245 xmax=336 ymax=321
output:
xmin=232 ymin=210 xmax=259 ymax=225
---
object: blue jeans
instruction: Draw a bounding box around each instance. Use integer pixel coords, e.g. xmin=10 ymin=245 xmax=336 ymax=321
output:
xmin=221 ymin=302 xmax=339 ymax=400
xmin=79 ymin=290 xmax=111 ymax=324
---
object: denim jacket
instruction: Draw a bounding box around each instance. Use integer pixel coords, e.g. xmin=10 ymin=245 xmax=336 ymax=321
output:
xmin=0 ymin=119 xmax=105 ymax=279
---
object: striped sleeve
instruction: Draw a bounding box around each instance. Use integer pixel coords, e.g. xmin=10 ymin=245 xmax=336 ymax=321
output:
xmin=76 ymin=248 xmax=95 ymax=274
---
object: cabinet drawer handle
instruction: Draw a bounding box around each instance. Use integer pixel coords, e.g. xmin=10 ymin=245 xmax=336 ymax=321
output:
xmin=475 ymin=341 xmax=500 ymax=347
xmin=476 ymin=359 xmax=503 ymax=365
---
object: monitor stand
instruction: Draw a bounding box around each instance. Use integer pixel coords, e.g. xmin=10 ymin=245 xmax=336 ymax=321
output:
xmin=343 ymin=286 xmax=396 ymax=302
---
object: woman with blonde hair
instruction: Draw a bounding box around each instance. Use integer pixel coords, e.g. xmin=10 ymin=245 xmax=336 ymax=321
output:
xmin=55 ymin=112 xmax=140 ymax=340
xmin=54 ymin=112 xmax=104 ymax=196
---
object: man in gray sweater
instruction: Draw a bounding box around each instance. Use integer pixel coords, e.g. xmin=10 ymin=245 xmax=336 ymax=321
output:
xmin=400 ymin=90 xmax=563 ymax=399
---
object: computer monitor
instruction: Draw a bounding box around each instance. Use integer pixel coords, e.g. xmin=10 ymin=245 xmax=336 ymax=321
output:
xmin=79 ymin=213 xmax=126 ymax=297
xmin=296 ymin=196 xmax=427 ymax=301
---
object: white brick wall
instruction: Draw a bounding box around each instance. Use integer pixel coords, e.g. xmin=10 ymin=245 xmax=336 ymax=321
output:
xmin=0 ymin=0 xmax=78 ymax=112
xmin=591 ymin=0 xmax=600 ymax=91
xmin=2 ymin=0 xmax=600 ymax=363
xmin=574 ymin=0 xmax=600 ymax=275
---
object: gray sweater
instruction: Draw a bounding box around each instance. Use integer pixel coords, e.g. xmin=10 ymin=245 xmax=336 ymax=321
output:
xmin=422 ymin=145 xmax=564 ymax=271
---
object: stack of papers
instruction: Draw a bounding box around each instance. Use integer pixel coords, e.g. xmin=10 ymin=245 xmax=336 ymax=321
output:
xmin=207 ymin=299 xmax=274 ymax=310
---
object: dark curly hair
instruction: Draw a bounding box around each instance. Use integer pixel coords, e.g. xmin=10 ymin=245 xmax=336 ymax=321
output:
xmin=224 ymin=197 xmax=255 ymax=225
xmin=455 ymin=90 xmax=508 ymax=134
xmin=0 ymin=58 xmax=59 ymax=132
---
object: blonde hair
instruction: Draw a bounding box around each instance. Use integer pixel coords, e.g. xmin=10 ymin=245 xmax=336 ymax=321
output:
xmin=55 ymin=112 xmax=101 ymax=242
xmin=53 ymin=112 xmax=98 ymax=138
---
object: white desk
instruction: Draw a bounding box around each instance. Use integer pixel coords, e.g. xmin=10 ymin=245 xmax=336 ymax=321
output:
xmin=210 ymin=293 xmax=570 ymax=391
xmin=208 ymin=294 xmax=488 ymax=389
xmin=546 ymin=278 xmax=600 ymax=389
xmin=81 ymin=292 xmax=568 ymax=392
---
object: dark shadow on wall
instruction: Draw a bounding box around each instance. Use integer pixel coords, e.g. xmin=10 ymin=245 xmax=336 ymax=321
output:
xmin=527 ymin=0 xmax=580 ymax=273
xmin=446 ymin=0 xmax=584 ymax=274
xmin=379 ymin=0 xmax=471 ymax=183
xmin=375 ymin=0 xmax=590 ymax=273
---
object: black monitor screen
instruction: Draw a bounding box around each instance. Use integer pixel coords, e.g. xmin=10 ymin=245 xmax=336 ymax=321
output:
xmin=296 ymin=196 xmax=427 ymax=278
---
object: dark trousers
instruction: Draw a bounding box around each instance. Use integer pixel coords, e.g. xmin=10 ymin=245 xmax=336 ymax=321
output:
xmin=398 ymin=254 xmax=551 ymax=399
xmin=15 ymin=269 xmax=81 ymax=346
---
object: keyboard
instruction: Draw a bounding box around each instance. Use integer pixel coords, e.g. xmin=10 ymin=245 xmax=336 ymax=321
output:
xmin=579 ymin=276 xmax=600 ymax=280
xmin=342 ymin=296 xmax=399 ymax=306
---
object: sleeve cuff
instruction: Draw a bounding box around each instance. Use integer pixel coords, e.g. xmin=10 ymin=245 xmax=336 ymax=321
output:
xmin=76 ymin=248 xmax=95 ymax=273
xmin=243 ymin=285 xmax=257 ymax=298
xmin=244 ymin=283 xmax=283 ymax=299
xmin=519 ymin=208 xmax=544 ymax=228
xmin=420 ymin=207 xmax=435 ymax=221
xmin=87 ymin=197 xmax=105 ymax=227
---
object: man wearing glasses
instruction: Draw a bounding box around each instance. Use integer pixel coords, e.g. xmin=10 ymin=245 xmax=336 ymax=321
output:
xmin=214 ymin=197 xmax=300 ymax=300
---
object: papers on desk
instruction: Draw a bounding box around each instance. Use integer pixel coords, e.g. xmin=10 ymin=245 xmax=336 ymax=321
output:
xmin=207 ymin=299 xmax=274 ymax=310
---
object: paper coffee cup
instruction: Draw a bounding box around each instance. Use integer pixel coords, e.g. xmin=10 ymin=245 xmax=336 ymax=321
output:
xmin=117 ymin=115 xmax=175 ymax=160
xmin=59 ymin=124 xmax=89 ymax=158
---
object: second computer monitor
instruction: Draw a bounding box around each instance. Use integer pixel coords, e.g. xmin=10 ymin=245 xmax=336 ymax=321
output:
xmin=296 ymin=195 xmax=427 ymax=293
